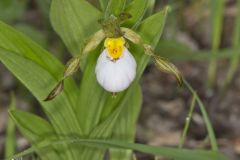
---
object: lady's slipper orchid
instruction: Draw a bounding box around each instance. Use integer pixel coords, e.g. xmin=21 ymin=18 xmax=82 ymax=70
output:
xmin=95 ymin=37 xmax=136 ymax=93
xmin=45 ymin=10 xmax=182 ymax=101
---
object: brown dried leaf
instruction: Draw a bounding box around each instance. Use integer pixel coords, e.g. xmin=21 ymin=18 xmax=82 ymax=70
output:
xmin=44 ymin=80 xmax=64 ymax=101
xmin=118 ymin=12 xmax=132 ymax=22
xmin=154 ymin=56 xmax=183 ymax=86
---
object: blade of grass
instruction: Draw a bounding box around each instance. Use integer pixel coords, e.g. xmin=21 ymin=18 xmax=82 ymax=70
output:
xmin=4 ymin=94 xmax=16 ymax=159
xmin=207 ymin=0 xmax=225 ymax=87
xmin=184 ymin=80 xmax=218 ymax=151
xmin=178 ymin=93 xmax=197 ymax=148
xmin=222 ymin=0 xmax=240 ymax=91
xmin=12 ymin=138 xmax=228 ymax=160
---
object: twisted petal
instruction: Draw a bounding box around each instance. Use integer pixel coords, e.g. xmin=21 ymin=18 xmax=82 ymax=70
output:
xmin=95 ymin=48 xmax=136 ymax=92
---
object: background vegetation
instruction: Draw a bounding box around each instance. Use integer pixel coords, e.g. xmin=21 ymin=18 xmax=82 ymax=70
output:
xmin=0 ymin=0 xmax=239 ymax=159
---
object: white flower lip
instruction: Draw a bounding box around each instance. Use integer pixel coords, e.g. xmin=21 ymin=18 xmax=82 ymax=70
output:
xmin=95 ymin=47 xmax=137 ymax=92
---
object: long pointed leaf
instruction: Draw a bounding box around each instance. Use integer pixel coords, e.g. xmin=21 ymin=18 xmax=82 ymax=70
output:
xmin=9 ymin=110 xmax=62 ymax=160
xmin=13 ymin=138 xmax=228 ymax=160
xmin=50 ymin=0 xmax=102 ymax=55
xmin=122 ymin=0 xmax=148 ymax=29
xmin=0 ymin=21 xmax=81 ymax=135
xmin=109 ymin=85 xmax=142 ymax=160
xmin=104 ymin=0 xmax=127 ymax=17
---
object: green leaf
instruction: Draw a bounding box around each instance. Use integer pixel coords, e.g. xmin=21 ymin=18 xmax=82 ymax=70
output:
xmin=76 ymin=46 xmax=107 ymax=134
xmin=109 ymin=85 xmax=142 ymax=160
xmin=13 ymin=138 xmax=228 ymax=160
xmin=9 ymin=110 xmax=62 ymax=160
xmin=104 ymin=0 xmax=127 ymax=17
xmin=0 ymin=48 xmax=82 ymax=159
xmin=99 ymin=0 xmax=109 ymax=11
xmin=77 ymin=70 xmax=141 ymax=160
xmin=4 ymin=94 xmax=16 ymax=159
xmin=0 ymin=21 xmax=83 ymax=148
xmin=143 ymin=0 xmax=156 ymax=18
xmin=10 ymin=110 xmax=55 ymax=142
xmin=133 ymin=6 xmax=170 ymax=77
xmin=50 ymin=0 xmax=102 ymax=55
xmin=122 ymin=0 xmax=148 ymax=29
xmin=14 ymin=24 xmax=48 ymax=49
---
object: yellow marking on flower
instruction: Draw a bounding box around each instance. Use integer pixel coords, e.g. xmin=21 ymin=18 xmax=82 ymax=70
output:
xmin=104 ymin=37 xmax=125 ymax=60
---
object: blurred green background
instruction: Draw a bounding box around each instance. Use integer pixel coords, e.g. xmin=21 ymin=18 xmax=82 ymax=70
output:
xmin=0 ymin=0 xmax=240 ymax=159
